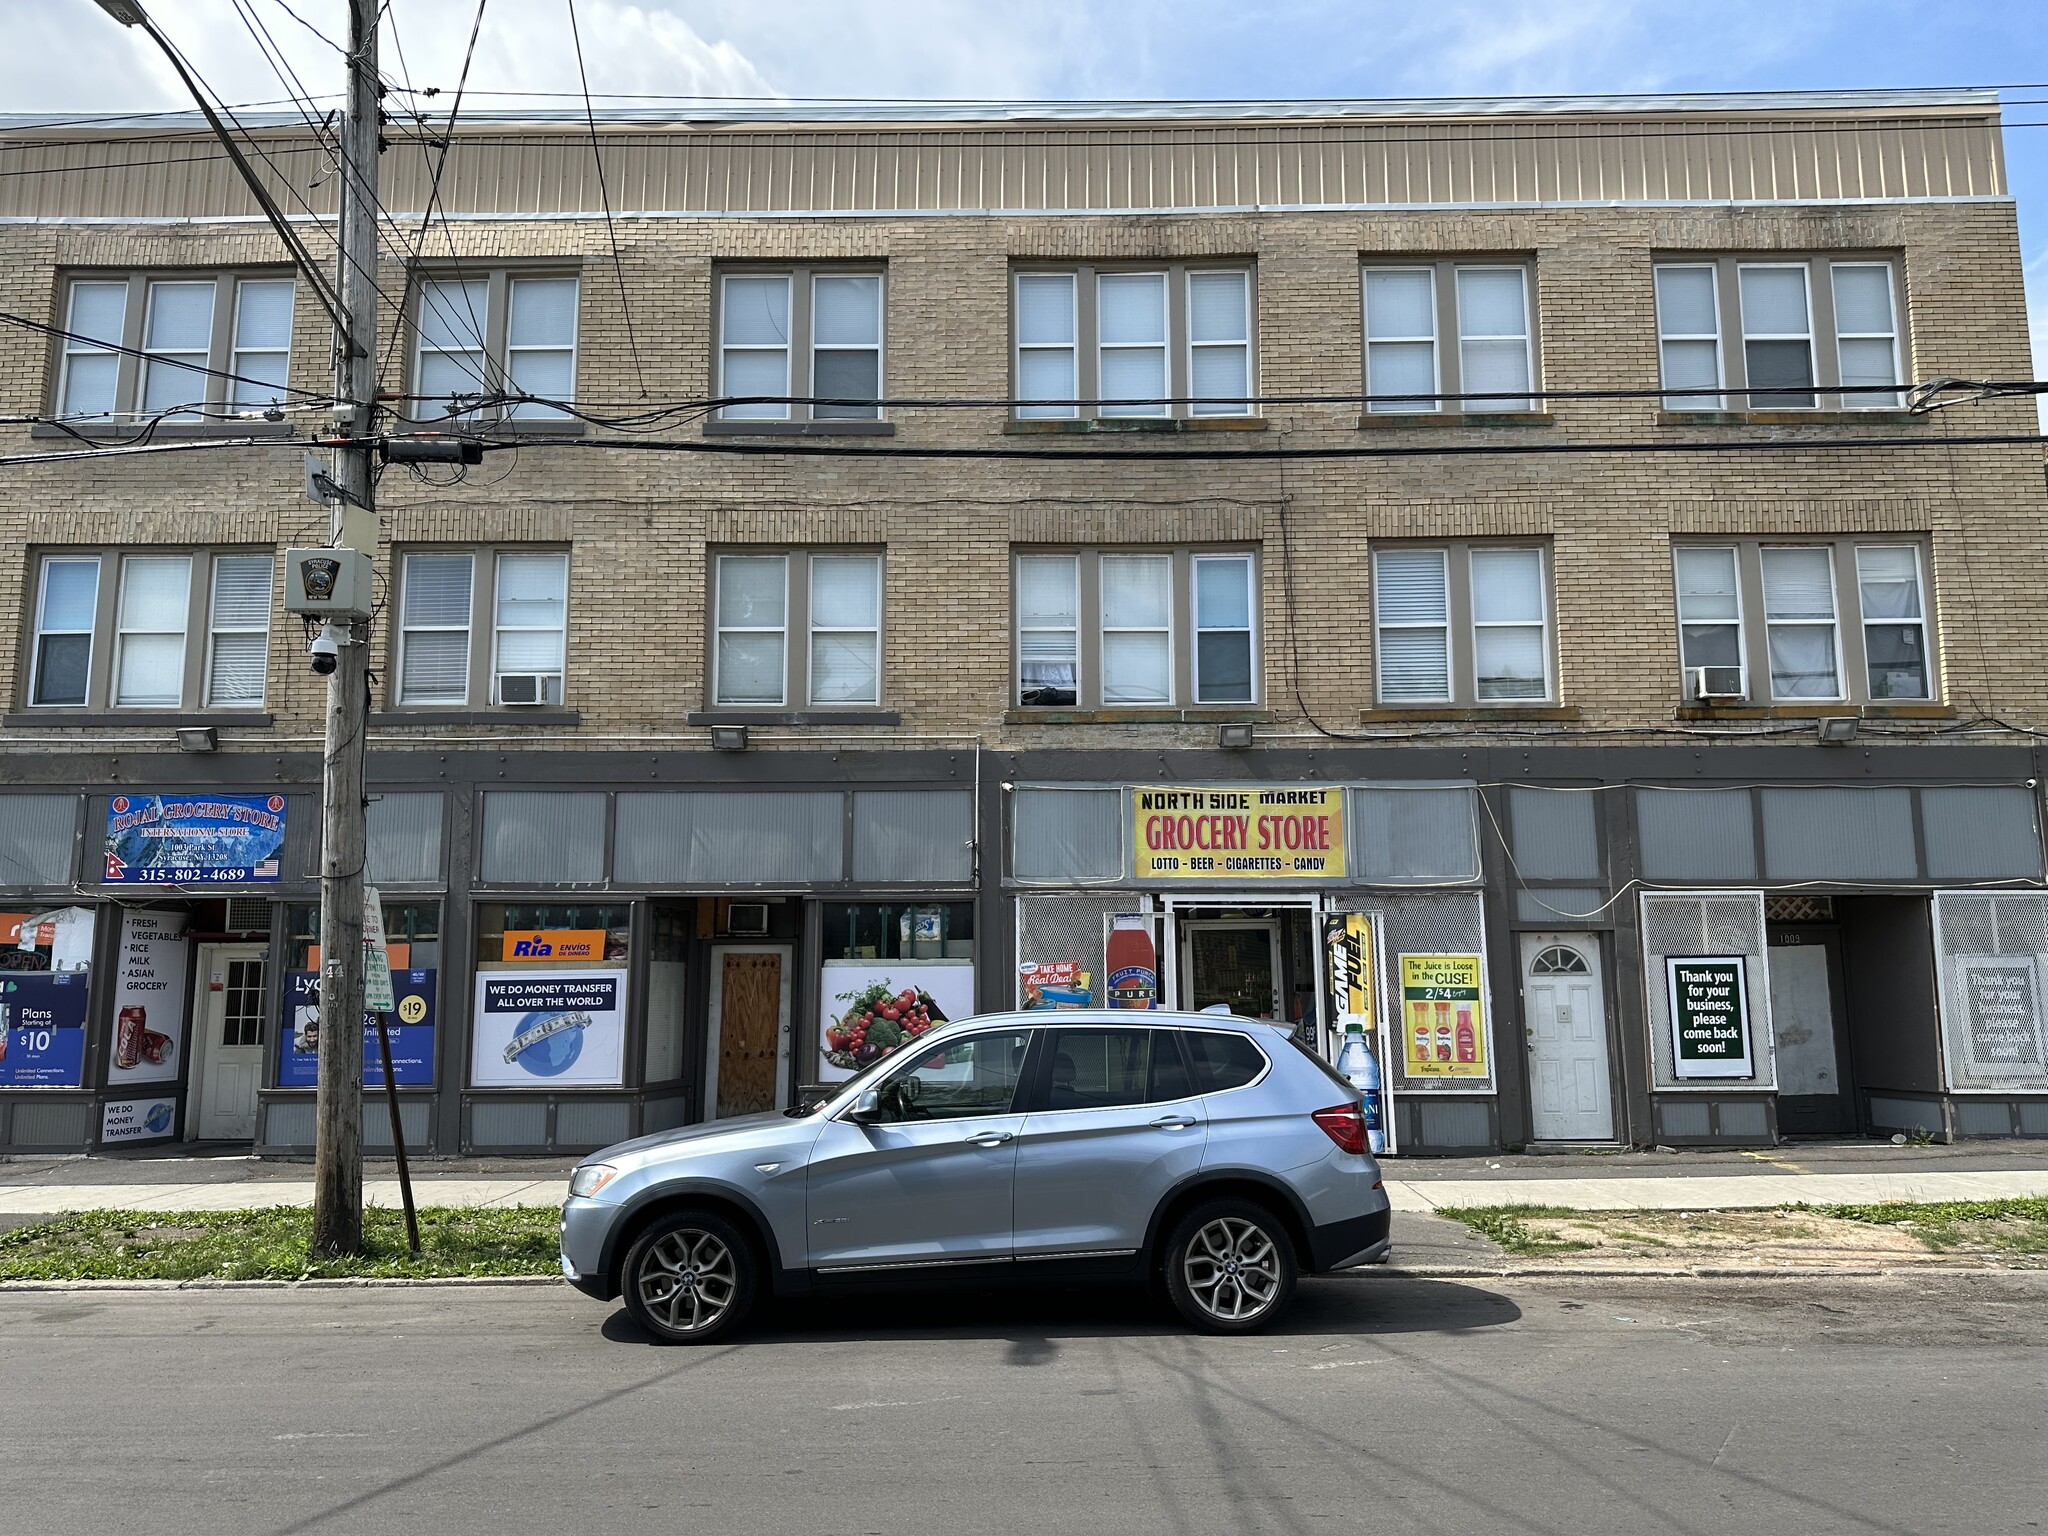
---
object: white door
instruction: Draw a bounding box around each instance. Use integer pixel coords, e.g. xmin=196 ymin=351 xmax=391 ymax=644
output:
xmin=1519 ymin=934 xmax=1615 ymax=1142
xmin=191 ymin=945 xmax=267 ymax=1141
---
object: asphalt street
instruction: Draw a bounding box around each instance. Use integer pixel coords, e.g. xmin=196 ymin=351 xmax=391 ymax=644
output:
xmin=3 ymin=1272 xmax=2044 ymax=1535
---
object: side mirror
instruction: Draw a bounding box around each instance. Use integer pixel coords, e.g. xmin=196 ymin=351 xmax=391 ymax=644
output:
xmin=844 ymin=1088 xmax=881 ymax=1124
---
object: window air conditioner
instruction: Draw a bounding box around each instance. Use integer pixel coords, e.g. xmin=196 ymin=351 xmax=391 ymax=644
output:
xmin=497 ymin=673 xmax=558 ymax=706
xmin=726 ymin=903 xmax=770 ymax=937
xmin=1686 ymin=665 xmax=1746 ymax=703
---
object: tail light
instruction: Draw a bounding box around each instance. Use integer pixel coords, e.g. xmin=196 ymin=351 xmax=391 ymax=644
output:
xmin=1311 ymin=1102 xmax=1367 ymax=1155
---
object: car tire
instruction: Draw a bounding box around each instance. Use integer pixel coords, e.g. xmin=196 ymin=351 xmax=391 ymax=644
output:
xmin=620 ymin=1209 xmax=758 ymax=1345
xmin=1161 ymin=1197 xmax=1298 ymax=1334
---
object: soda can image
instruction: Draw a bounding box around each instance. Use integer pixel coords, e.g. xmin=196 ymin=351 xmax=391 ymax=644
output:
xmin=116 ymin=1006 xmax=147 ymax=1069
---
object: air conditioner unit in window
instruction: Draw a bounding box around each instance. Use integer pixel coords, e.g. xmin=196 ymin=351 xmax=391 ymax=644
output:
xmin=497 ymin=673 xmax=559 ymax=706
xmin=1686 ymin=665 xmax=1746 ymax=703
xmin=725 ymin=903 xmax=770 ymax=937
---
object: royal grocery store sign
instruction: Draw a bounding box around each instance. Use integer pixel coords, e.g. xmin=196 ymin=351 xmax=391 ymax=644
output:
xmin=1131 ymin=787 xmax=1346 ymax=880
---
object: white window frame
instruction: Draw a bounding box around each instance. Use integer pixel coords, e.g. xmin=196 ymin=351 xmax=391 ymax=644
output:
xmin=27 ymin=555 xmax=100 ymax=709
xmin=717 ymin=272 xmax=794 ymax=421
xmin=712 ymin=553 xmax=792 ymax=707
xmin=1454 ymin=266 xmax=1533 ymax=414
xmin=112 ymin=554 xmax=193 ymax=709
xmin=805 ymin=553 xmax=883 ymax=706
xmin=1736 ymin=262 xmax=1817 ymax=409
xmin=1653 ymin=263 xmax=1725 ymax=411
xmin=502 ymin=277 xmax=579 ymax=422
xmin=1099 ymin=553 xmax=1175 ymax=704
xmin=1190 ymin=553 xmax=1257 ymax=704
xmin=202 ymin=553 xmax=275 ymax=710
xmin=1014 ymin=272 xmax=1079 ymax=421
xmin=1372 ymin=547 xmax=1453 ymax=703
xmin=228 ymin=277 xmax=295 ymax=412
xmin=395 ymin=551 xmax=476 ymax=708
xmin=490 ymin=551 xmax=570 ymax=706
xmin=57 ymin=282 xmax=127 ymax=420
xmin=808 ymin=272 xmax=885 ymax=422
xmin=1186 ymin=270 xmax=1253 ymax=419
xmin=1096 ymin=270 xmax=1171 ymax=420
xmin=1855 ymin=543 xmax=1931 ymax=701
xmin=1830 ymin=261 xmax=1903 ymax=410
xmin=1468 ymin=545 xmax=1551 ymax=701
xmin=1015 ymin=553 xmax=1081 ymax=705
xmin=1363 ymin=265 xmax=1440 ymax=414
xmin=411 ymin=277 xmax=492 ymax=423
xmin=138 ymin=280 xmax=217 ymax=424
xmin=1759 ymin=544 xmax=1844 ymax=702
xmin=1672 ymin=544 xmax=1748 ymax=700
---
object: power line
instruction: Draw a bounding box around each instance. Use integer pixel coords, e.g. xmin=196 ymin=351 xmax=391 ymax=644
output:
xmin=0 ymin=308 xmax=330 ymax=401
xmin=566 ymin=0 xmax=646 ymax=397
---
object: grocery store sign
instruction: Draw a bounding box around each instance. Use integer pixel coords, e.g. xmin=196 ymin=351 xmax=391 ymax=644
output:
xmin=1131 ymin=786 xmax=1346 ymax=880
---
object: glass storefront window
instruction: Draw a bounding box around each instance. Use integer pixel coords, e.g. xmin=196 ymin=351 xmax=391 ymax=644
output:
xmin=280 ymin=902 xmax=441 ymax=1089
xmin=287 ymin=902 xmax=442 ymax=972
xmin=645 ymin=904 xmax=688 ymax=1083
xmin=471 ymin=902 xmax=633 ymax=1091
xmin=473 ymin=902 xmax=630 ymax=970
xmin=823 ymin=902 xmax=974 ymax=962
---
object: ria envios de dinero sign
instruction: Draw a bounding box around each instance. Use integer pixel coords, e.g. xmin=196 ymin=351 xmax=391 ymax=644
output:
xmin=1131 ymin=786 xmax=1346 ymax=880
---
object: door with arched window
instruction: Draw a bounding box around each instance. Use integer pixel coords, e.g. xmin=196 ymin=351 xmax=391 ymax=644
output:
xmin=1518 ymin=933 xmax=1615 ymax=1141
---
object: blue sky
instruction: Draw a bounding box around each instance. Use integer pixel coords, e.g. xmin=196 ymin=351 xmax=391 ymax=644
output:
xmin=11 ymin=0 xmax=2048 ymax=381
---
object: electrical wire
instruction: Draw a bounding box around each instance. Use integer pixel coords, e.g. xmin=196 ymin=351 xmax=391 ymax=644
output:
xmin=0 ymin=308 xmax=331 ymax=402
xmin=566 ymin=0 xmax=646 ymax=398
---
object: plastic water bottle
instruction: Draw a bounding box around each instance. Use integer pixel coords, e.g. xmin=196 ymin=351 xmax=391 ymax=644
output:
xmin=1335 ymin=1030 xmax=1385 ymax=1155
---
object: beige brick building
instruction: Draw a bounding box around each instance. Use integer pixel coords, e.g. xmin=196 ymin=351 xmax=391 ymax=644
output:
xmin=1 ymin=90 xmax=2044 ymax=1155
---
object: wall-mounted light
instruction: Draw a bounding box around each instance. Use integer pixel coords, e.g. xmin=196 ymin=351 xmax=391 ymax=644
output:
xmin=176 ymin=726 xmax=218 ymax=754
xmin=710 ymin=724 xmax=749 ymax=752
xmin=1218 ymin=722 xmax=1255 ymax=750
xmin=1816 ymin=716 xmax=1859 ymax=746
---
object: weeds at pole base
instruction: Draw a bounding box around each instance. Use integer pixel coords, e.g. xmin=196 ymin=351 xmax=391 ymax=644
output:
xmin=0 ymin=1207 xmax=561 ymax=1283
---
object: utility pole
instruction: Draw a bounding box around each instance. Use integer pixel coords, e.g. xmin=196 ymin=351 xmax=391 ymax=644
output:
xmin=310 ymin=0 xmax=383 ymax=1257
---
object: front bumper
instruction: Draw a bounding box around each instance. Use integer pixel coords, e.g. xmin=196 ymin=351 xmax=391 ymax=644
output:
xmin=559 ymin=1196 xmax=623 ymax=1300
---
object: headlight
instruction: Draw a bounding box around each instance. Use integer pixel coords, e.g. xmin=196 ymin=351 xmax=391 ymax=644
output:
xmin=568 ymin=1163 xmax=619 ymax=1198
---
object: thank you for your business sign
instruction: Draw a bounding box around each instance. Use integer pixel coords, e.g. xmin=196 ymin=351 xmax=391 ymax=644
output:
xmin=1666 ymin=956 xmax=1755 ymax=1080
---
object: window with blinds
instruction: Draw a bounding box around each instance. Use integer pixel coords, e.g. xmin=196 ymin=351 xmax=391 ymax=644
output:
xmin=114 ymin=557 xmax=191 ymax=708
xmin=492 ymin=553 xmax=568 ymax=704
xmin=711 ymin=549 xmax=884 ymax=709
xmin=1670 ymin=538 xmax=1934 ymax=705
xmin=716 ymin=267 xmax=883 ymax=422
xmin=392 ymin=547 xmax=569 ymax=710
xmin=398 ymin=553 xmax=475 ymax=706
xmin=1372 ymin=543 xmax=1553 ymax=707
xmin=1363 ymin=259 xmax=1538 ymax=414
xmin=1012 ymin=263 xmax=1255 ymax=421
xmin=52 ymin=270 xmax=298 ymax=426
xmin=204 ymin=555 xmax=275 ymax=707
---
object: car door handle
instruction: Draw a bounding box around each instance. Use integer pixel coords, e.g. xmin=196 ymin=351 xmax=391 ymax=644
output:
xmin=965 ymin=1130 xmax=1014 ymax=1147
xmin=1151 ymin=1115 xmax=1198 ymax=1130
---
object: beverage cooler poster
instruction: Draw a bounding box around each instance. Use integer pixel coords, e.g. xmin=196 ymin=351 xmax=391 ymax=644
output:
xmin=278 ymin=970 xmax=438 ymax=1088
xmin=110 ymin=910 xmax=190 ymax=1087
xmin=470 ymin=970 xmax=629 ymax=1088
xmin=819 ymin=961 xmax=975 ymax=1082
xmin=0 ymin=973 xmax=90 ymax=1087
xmin=1398 ymin=953 xmax=1489 ymax=1079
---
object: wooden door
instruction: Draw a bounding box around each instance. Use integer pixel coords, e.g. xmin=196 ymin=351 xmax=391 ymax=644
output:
xmin=708 ymin=946 xmax=789 ymax=1120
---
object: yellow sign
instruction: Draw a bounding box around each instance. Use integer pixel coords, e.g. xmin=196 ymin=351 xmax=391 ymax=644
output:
xmin=1131 ymin=787 xmax=1346 ymax=880
xmin=1324 ymin=912 xmax=1376 ymax=1025
xmin=1399 ymin=953 xmax=1488 ymax=1078
xmin=502 ymin=929 xmax=606 ymax=962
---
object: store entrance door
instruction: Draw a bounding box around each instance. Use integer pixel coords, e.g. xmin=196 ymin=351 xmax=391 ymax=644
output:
xmin=190 ymin=944 xmax=266 ymax=1141
xmin=1769 ymin=927 xmax=1856 ymax=1135
xmin=706 ymin=945 xmax=790 ymax=1120
xmin=1178 ymin=921 xmax=1283 ymax=1019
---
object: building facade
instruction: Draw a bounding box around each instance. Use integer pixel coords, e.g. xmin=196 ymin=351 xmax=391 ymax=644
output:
xmin=2 ymin=90 xmax=2045 ymax=1157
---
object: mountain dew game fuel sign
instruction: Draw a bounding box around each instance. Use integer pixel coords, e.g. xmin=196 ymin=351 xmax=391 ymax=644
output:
xmin=1132 ymin=787 xmax=1346 ymax=880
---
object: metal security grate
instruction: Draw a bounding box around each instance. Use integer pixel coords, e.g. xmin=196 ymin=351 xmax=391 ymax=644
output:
xmin=1641 ymin=891 xmax=1773 ymax=1090
xmin=1932 ymin=893 xmax=2048 ymax=1093
xmin=1016 ymin=894 xmax=1130 ymax=1008
xmin=1375 ymin=891 xmax=1491 ymax=1092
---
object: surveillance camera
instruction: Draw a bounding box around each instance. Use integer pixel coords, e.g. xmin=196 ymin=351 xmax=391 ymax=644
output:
xmin=308 ymin=624 xmax=342 ymax=676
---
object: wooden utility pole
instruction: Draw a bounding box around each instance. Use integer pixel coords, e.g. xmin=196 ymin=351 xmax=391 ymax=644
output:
xmin=311 ymin=0 xmax=383 ymax=1257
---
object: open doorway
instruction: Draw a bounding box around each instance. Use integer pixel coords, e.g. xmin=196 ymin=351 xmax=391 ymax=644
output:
xmin=1166 ymin=899 xmax=1323 ymax=1033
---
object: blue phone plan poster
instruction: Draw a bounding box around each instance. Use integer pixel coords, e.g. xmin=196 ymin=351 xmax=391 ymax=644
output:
xmin=277 ymin=970 xmax=436 ymax=1087
xmin=104 ymin=793 xmax=287 ymax=884
xmin=0 ymin=973 xmax=90 ymax=1087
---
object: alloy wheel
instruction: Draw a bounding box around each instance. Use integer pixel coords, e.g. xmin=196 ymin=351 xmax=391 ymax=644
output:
xmin=1180 ymin=1215 xmax=1283 ymax=1323
xmin=636 ymin=1227 xmax=739 ymax=1335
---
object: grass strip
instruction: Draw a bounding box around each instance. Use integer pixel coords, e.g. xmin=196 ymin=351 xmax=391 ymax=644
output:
xmin=1817 ymin=1197 xmax=2048 ymax=1256
xmin=0 ymin=1206 xmax=562 ymax=1282
xmin=1434 ymin=1204 xmax=1595 ymax=1257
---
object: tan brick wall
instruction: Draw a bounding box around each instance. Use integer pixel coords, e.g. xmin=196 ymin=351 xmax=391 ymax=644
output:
xmin=1 ymin=195 xmax=2042 ymax=755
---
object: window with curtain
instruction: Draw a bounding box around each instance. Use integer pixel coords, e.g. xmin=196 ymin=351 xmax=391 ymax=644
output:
xmin=204 ymin=554 xmax=274 ymax=708
xmin=229 ymin=279 xmax=295 ymax=411
xmin=114 ymin=556 xmax=191 ymax=707
xmin=397 ymin=552 xmax=475 ymax=707
xmin=51 ymin=270 xmax=298 ymax=426
xmin=1737 ymin=265 xmax=1815 ymax=408
xmin=1374 ymin=543 xmax=1555 ymax=707
xmin=1101 ymin=554 xmax=1173 ymax=704
xmin=716 ymin=268 xmax=884 ymax=422
xmin=1760 ymin=546 xmax=1841 ymax=699
xmin=1470 ymin=548 xmax=1547 ymax=698
xmin=1856 ymin=545 xmax=1928 ymax=699
xmin=1373 ymin=548 xmax=1451 ymax=701
xmin=710 ymin=550 xmax=885 ymax=708
xmin=29 ymin=557 xmax=99 ymax=707
xmin=1654 ymin=264 xmax=1722 ymax=409
xmin=1832 ymin=263 xmax=1902 ymax=408
xmin=1365 ymin=260 xmax=1540 ymax=414
xmin=492 ymin=552 xmax=569 ymax=704
xmin=1013 ymin=264 xmax=1256 ymax=421
xmin=1674 ymin=545 xmax=1744 ymax=698
xmin=1017 ymin=554 xmax=1080 ymax=705
xmin=410 ymin=270 xmax=579 ymax=422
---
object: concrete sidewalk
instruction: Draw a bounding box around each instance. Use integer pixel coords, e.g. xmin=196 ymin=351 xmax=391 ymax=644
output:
xmin=2 ymin=1139 xmax=2046 ymax=1218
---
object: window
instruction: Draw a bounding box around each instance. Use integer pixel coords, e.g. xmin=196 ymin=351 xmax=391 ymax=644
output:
xmin=410 ymin=271 xmax=578 ymax=422
xmin=716 ymin=268 xmax=883 ymax=422
xmin=871 ymin=1030 xmax=1033 ymax=1123
xmin=1671 ymin=540 xmax=1935 ymax=704
xmin=1654 ymin=257 xmax=1905 ymax=411
xmin=1363 ymin=260 xmax=1537 ymax=413
xmin=1181 ymin=1030 xmax=1268 ymax=1092
xmin=22 ymin=550 xmax=273 ymax=711
xmin=53 ymin=272 xmax=295 ymax=424
xmin=1012 ymin=548 xmax=1259 ymax=709
xmin=711 ymin=550 xmax=883 ymax=707
xmin=1012 ymin=264 xmax=1255 ymax=421
xmin=394 ymin=548 xmax=569 ymax=708
xmin=1373 ymin=544 xmax=1553 ymax=706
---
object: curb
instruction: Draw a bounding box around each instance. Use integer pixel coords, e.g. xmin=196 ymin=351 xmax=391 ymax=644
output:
xmin=1359 ymin=1262 xmax=2029 ymax=1280
xmin=0 ymin=1275 xmax=565 ymax=1292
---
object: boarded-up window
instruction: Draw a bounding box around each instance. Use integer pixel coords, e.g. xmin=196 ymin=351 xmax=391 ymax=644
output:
xmin=366 ymin=792 xmax=444 ymax=886
xmin=1348 ymin=787 xmax=1479 ymax=884
xmin=1636 ymin=788 xmax=1756 ymax=881
xmin=1507 ymin=786 xmax=1600 ymax=880
xmin=1761 ymin=787 xmax=1915 ymax=881
xmin=1921 ymin=787 xmax=2043 ymax=882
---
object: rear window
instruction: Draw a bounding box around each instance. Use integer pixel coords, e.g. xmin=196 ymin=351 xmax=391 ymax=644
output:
xmin=1290 ymin=1034 xmax=1360 ymax=1096
xmin=1181 ymin=1029 xmax=1267 ymax=1092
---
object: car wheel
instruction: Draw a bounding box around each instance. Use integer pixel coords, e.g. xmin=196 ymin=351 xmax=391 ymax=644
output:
xmin=1162 ymin=1198 xmax=1298 ymax=1334
xmin=620 ymin=1210 xmax=757 ymax=1345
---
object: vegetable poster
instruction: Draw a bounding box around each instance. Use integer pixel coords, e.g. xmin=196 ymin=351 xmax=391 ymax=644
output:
xmin=818 ymin=960 xmax=974 ymax=1082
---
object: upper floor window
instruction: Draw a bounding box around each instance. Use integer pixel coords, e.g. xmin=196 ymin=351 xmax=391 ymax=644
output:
xmin=25 ymin=550 xmax=274 ymax=711
xmin=717 ymin=269 xmax=883 ymax=422
xmin=1673 ymin=539 xmax=1932 ymax=704
xmin=1013 ymin=548 xmax=1257 ymax=708
xmin=394 ymin=548 xmax=569 ymax=707
xmin=1372 ymin=543 xmax=1552 ymax=705
xmin=711 ymin=550 xmax=883 ymax=707
xmin=54 ymin=272 xmax=295 ymax=424
xmin=1654 ymin=257 xmax=1903 ymax=411
xmin=1363 ymin=261 xmax=1534 ymax=413
xmin=411 ymin=271 xmax=578 ymax=422
xmin=1013 ymin=265 xmax=1254 ymax=421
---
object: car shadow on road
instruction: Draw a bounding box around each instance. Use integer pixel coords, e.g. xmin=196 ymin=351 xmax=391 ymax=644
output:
xmin=598 ymin=1273 xmax=1521 ymax=1348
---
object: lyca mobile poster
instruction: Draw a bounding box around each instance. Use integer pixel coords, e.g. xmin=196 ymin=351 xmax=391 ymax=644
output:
xmin=104 ymin=793 xmax=286 ymax=884
xmin=278 ymin=969 xmax=438 ymax=1088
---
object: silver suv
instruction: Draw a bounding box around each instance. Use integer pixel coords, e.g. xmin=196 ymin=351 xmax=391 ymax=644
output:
xmin=560 ymin=1010 xmax=1392 ymax=1343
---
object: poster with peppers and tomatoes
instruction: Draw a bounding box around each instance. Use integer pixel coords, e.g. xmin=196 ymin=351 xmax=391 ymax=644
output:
xmin=817 ymin=960 xmax=975 ymax=1082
